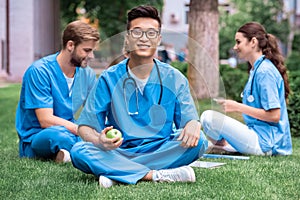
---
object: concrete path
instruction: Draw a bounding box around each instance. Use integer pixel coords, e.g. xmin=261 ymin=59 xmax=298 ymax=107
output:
xmin=0 ymin=77 xmax=10 ymax=88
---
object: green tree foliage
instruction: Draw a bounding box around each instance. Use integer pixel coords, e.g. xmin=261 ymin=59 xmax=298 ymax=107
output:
xmin=60 ymin=1 xmax=163 ymax=65
xmin=286 ymin=35 xmax=300 ymax=137
xmin=60 ymin=0 xmax=163 ymax=39
xmin=219 ymin=64 xmax=248 ymax=102
xmin=287 ymin=71 xmax=300 ymax=137
xmin=219 ymin=0 xmax=289 ymax=59
xmin=291 ymin=33 xmax=300 ymax=52
xmin=286 ymin=33 xmax=300 ymax=71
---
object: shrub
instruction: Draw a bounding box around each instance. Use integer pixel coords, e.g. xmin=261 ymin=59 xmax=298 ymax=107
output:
xmin=287 ymin=70 xmax=300 ymax=137
xmin=286 ymin=33 xmax=300 ymax=71
xmin=219 ymin=64 xmax=248 ymax=102
xmin=286 ymin=50 xmax=300 ymax=71
xmin=170 ymin=61 xmax=188 ymax=76
xmin=292 ymin=33 xmax=300 ymax=52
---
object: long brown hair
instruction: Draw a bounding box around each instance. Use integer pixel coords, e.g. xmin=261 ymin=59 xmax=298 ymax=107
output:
xmin=237 ymin=22 xmax=290 ymax=99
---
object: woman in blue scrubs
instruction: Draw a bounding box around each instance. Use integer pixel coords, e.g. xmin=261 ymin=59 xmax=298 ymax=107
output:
xmin=200 ymin=22 xmax=292 ymax=156
xmin=15 ymin=21 xmax=100 ymax=163
xmin=70 ymin=5 xmax=208 ymax=188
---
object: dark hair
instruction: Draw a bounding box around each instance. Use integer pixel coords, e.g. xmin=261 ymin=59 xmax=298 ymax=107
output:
xmin=62 ymin=20 xmax=100 ymax=49
xmin=126 ymin=5 xmax=161 ymax=30
xmin=237 ymin=22 xmax=290 ymax=99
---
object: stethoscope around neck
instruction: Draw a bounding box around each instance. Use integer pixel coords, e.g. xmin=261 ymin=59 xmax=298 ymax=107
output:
xmin=123 ymin=59 xmax=163 ymax=115
xmin=240 ymin=56 xmax=265 ymax=103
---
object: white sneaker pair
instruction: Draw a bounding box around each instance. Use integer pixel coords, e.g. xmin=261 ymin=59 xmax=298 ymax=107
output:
xmin=99 ymin=165 xmax=195 ymax=188
xmin=55 ymin=149 xmax=71 ymax=163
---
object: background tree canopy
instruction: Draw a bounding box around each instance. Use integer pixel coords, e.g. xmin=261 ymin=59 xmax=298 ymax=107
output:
xmin=60 ymin=0 xmax=163 ymax=39
xmin=60 ymin=0 xmax=164 ymax=63
xmin=219 ymin=0 xmax=289 ymax=59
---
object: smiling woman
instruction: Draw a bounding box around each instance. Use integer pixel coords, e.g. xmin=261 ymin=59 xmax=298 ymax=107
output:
xmin=200 ymin=22 xmax=292 ymax=156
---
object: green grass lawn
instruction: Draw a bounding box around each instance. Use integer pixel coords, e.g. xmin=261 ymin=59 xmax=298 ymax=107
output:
xmin=1 ymin=84 xmax=299 ymax=200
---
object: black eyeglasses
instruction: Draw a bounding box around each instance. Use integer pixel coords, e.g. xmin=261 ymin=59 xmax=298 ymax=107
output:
xmin=128 ymin=28 xmax=160 ymax=39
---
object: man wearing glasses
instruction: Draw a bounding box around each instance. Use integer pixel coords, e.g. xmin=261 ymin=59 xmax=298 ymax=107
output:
xmin=70 ymin=5 xmax=208 ymax=188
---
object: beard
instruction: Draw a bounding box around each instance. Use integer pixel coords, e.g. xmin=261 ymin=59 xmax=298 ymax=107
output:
xmin=70 ymin=51 xmax=87 ymax=68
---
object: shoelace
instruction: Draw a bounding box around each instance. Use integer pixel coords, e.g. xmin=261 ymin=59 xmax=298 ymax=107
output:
xmin=154 ymin=169 xmax=183 ymax=182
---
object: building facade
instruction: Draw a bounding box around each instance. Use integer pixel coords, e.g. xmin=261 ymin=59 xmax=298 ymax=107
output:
xmin=0 ymin=0 xmax=60 ymax=82
xmin=161 ymin=0 xmax=190 ymax=54
xmin=1 ymin=0 xmax=299 ymax=82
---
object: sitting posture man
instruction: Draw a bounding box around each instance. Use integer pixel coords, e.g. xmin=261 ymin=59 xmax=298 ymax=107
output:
xmin=16 ymin=21 xmax=100 ymax=163
xmin=71 ymin=5 xmax=208 ymax=187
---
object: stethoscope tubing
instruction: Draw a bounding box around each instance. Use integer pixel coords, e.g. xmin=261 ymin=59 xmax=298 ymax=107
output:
xmin=123 ymin=59 xmax=163 ymax=114
xmin=242 ymin=56 xmax=265 ymax=102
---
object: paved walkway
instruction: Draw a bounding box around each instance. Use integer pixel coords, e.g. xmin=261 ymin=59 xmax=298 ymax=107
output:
xmin=0 ymin=77 xmax=11 ymax=88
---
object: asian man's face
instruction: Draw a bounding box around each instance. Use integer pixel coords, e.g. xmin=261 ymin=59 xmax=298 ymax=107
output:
xmin=126 ymin=17 xmax=161 ymax=59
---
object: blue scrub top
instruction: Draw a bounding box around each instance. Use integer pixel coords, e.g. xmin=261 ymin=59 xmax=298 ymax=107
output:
xmin=78 ymin=58 xmax=199 ymax=153
xmin=242 ymin=55 xmax=292 ymax=155
xmin=16 ymin=52 xmax=96 ymax=143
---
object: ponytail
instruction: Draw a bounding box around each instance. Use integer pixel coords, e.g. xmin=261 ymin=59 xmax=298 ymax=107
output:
xmin=264 ymin=34 xmax=290 ymax=99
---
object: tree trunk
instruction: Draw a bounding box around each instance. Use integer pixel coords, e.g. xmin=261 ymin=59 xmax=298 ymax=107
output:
xmin=188 ymin=0 xmax=219 ymax=99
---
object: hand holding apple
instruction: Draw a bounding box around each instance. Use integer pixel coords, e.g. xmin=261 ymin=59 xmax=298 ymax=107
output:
xmin=106 ymin=128 xmax=123 ymax=141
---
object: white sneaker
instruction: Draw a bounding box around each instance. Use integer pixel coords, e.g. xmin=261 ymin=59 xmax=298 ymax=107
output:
xmin=55 ymin=149 xmax=71 ymax=163
xmin=152 ymin=166 xmax=196 ymax=183
xmin=99 ymin=176 xmax=117 ymax=188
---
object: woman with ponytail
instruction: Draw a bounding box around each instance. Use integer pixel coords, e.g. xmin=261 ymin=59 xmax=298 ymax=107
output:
xmin=200 ymin=22 xmax=292 ymax=156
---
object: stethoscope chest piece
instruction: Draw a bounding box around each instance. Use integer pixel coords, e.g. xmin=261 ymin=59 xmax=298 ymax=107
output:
xmin=241 ymin=92 xmax=255 ymax=103
xmin=247 ymin=95 xmax=254 ymax=102
xmin=149 ymin=104 xmax=166 ymax=125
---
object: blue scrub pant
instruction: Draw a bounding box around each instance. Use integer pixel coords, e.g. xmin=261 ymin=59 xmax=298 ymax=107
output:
xmin=20 ymin=126 xmax=81 ymax=159
xmin=70 ymin=131 xmax=208 ymax=184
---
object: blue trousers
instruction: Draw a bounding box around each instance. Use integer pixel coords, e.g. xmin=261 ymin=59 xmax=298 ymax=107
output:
xmin=20 ymin=126 xmax=81 ymax=159
xmin=70 ymin=131 xmax=208 ymax=184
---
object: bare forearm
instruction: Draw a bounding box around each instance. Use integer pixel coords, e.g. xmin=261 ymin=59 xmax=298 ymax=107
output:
xmin=35 ymin=108 xmax=78 ymax=135
xmin=39 ymin=115 xmax=78 ymax=135
xmin=218 ymin=100 xmax=280 ymax=123
xmin=237 ymin=103 xmax=280 ymax=123
xmin=78 ymin=125 xmax=100 ymax=145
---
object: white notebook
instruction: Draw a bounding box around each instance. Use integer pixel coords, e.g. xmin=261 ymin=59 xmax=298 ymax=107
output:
xmin=189 ymin=161 xmax=226 ymax=169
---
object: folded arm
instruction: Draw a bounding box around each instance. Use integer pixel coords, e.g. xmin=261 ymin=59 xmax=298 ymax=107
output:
xmin=35 ymin=108 xmax=78 ymax=135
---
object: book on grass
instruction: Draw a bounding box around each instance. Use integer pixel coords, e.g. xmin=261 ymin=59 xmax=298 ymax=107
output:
xmin=202 ymin=154 xmax=250 ymax=160
xmin=189 ymin=161 xmax=226 ymax=169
